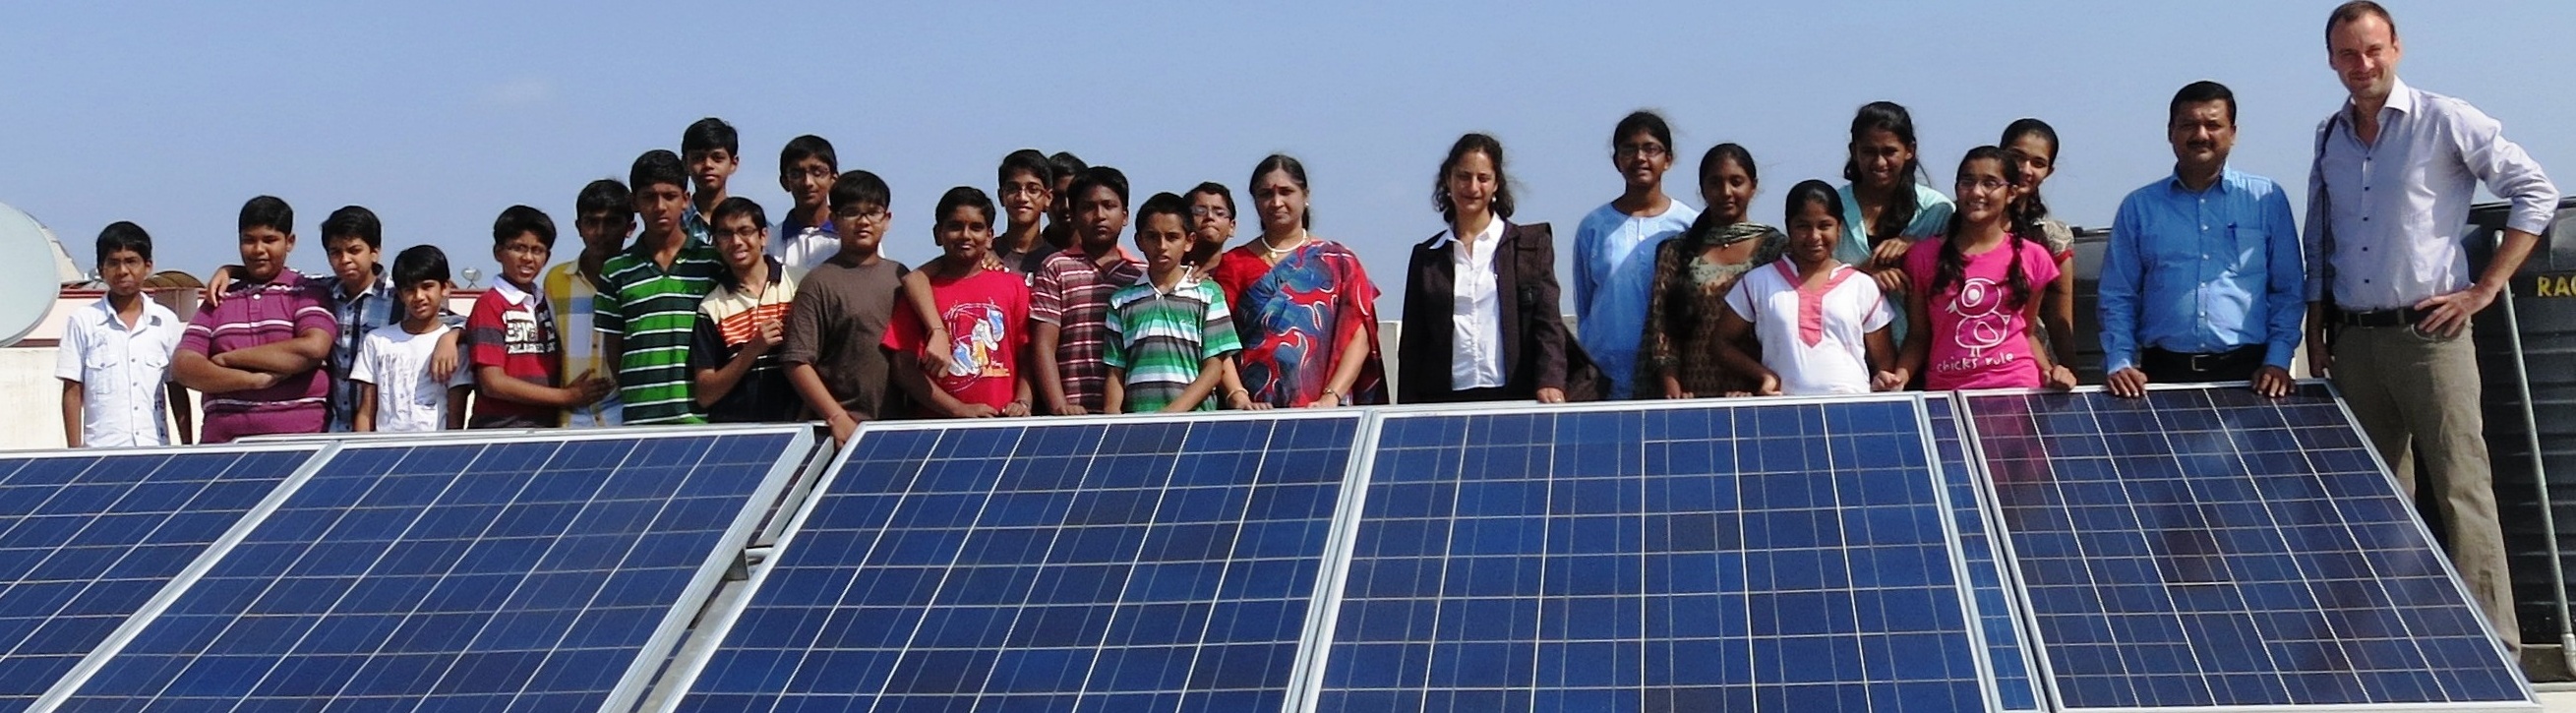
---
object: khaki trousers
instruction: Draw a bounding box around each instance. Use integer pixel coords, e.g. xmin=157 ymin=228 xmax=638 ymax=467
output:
xmin=2334 ymin=323 xmax=2520 ymax=650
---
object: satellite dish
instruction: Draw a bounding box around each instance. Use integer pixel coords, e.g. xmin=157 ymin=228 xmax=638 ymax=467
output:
xmin=0 ymin=203 xmax=65 ymax=347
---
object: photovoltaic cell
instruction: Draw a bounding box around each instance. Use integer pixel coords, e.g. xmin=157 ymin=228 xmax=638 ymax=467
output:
xmin=1965 ymin=385 xmax=2532 ymax=710
xmin=0 ymin=447 xmax=320 ymax=710
xmin=1925 ymin=393 xmax=2043 ymax=712
xmin=669 ymin=414 xmax=1362 ymax=713
xmin=54 ymin=429 xmax=809 ymax=713
xmin=1316 ymin=398 xmax=2000 ymax=713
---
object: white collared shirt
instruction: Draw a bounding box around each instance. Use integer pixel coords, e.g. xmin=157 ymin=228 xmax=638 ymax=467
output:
xmin=1444 ymin=215 xmax=1507 ymax=390
xmin=2306 ymin=79 xmax=2559 ymax=310
xmin=55 ymin=297 xmax=184 ymax=446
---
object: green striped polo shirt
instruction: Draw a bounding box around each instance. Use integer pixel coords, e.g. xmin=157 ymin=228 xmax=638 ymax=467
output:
xmin=597 ymin=242 xmax=723 ymax=425
xmin=1104 ymin=274 xmax=1241 ymax=412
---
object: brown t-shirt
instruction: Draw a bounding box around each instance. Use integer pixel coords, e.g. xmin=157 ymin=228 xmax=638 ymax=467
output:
xmin=780 ymin=255 xmax=908 ymax=421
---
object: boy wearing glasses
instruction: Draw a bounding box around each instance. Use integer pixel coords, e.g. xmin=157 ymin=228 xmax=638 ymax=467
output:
xmin=471 ymin=206 xmax=614 ymax=428
xmin=992 ymin=149 xmax=1058 ymax=275
xmin=784 ymin=171 xmax=933 ymax=445
xmin=689 ymin=198 xmax=803 ymax=423
xmin=772 ymin=135 xmax=842 ymax=270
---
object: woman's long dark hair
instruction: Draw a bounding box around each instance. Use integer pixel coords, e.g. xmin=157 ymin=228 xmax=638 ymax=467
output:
xmin=1999 ymin=117 xmax=2060 ymax=226
xmin=1933 ymin=146 xmax=2035 ymax=311
xmin=1842 ymin=101 xmax=1925 ymax=241
xmin=1433 ymin=133 xmax=1515 ymax=223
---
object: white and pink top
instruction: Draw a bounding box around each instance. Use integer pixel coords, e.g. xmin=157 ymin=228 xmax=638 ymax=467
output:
xmin=1723 ymin=262 xmax=1893 ymax=394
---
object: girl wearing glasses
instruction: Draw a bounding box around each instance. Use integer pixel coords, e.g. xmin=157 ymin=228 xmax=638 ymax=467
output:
xmin=1572 ymin=110 xmax=1699 ymax=399
xmin=1891 ymin=147 xmax=2075 ymax=391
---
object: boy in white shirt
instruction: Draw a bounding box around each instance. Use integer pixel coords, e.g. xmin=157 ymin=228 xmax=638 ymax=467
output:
xmin=351 ymin=246 xmax=471 ymax=432
xmin=58 ymin=221 xmax=191 ymax=446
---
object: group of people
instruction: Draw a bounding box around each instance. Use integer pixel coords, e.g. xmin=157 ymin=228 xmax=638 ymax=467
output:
xmin=46 ymin=2 xmax=2554 ymax=648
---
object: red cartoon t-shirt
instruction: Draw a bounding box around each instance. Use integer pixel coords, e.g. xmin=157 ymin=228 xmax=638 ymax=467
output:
xmin=883 ymin=268 xmax=1031 ymax=412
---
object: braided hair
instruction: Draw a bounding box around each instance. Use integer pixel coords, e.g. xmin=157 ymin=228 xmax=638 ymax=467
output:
xmin=1933 ymin=146 xmax=2035 ymax=312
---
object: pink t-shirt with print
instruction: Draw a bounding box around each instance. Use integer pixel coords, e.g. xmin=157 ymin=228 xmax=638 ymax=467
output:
xmin=1903 ymin=235 xmax=2061 ymax=390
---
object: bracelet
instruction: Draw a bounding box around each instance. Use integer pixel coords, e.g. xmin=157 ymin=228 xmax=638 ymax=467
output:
xmin=1321 ymin=388 xmax=1342 ymax=400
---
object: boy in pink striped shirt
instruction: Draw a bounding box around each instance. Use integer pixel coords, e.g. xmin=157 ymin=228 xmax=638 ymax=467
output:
xmin=172 ymin=196 xmax=339 ymax=443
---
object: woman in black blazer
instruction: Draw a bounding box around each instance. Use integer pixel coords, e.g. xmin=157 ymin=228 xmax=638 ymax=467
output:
xmin=1397 ymin=133 xmax=1588 ymax=404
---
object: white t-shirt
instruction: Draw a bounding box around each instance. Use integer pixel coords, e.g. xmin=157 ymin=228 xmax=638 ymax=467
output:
xmin=54 ymin=297 xmax=185 ymax=446
xmin=349 ymin=324 xmax=471 ymax=433
xmin=1723 ymin=262 xmax=1892 ymax=395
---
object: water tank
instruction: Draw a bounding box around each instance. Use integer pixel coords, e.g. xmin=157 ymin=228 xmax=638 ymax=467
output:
xmin=2466 ymin=197 xmax=2576 ymax=649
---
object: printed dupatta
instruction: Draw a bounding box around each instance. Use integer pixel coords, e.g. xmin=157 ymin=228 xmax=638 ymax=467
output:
xmin=1212 ymin=240 xmax=1387 ymax=408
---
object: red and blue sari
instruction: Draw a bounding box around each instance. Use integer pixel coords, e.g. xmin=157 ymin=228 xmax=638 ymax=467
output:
xmin=1211 ymin=240 xmax=1387 ymax=408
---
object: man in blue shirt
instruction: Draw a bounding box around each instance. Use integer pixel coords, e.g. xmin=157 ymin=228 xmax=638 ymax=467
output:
xmin=2099 ymin=81 xmax=2304 ymax=399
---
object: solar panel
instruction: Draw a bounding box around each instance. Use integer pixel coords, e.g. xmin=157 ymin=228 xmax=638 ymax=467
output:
xmin=0 ymin=446 xmax=324 ymax=710
xmin=1926 ymin=393 xmax=2045 ymax=713
xmin=47 ymin=427 xmax=813 ymax=713
xmin=663 ymin=412 xmax=1364 ymax=713
xmin=1962 ymin=385 xmax=2535 ymax=711
xmin=1314 ymin=397 xmax=2006 ymax=712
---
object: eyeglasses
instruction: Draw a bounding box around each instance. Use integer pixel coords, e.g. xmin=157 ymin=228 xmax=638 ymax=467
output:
xmin=832 ymin=206 xmax=889 ymax=223
xmin=500 ymin=243 xmax=550 ymax=258
xmin=1190 ymin=206 xmax=1231 ymax=219
xmin=1002 ymin=184 xmax=1048 ymax=198
xmin=1615 ymin=143 xmax=1669 ymax=158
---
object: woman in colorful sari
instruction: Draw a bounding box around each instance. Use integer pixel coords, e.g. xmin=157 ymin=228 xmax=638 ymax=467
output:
xmin=1209 ymin=154 xmax=1388 ymax=408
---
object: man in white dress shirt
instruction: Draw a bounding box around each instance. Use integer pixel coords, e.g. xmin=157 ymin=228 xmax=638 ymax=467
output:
xmin=2303 ymin=0 xmax=2558 ymax=649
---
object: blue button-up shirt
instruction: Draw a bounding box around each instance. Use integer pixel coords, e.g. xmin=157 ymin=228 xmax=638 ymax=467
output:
xmin=2098 ymin=167 xmax=2305 ymax=373
xmin=2304 ymin=79 xmax=2557 ymax=310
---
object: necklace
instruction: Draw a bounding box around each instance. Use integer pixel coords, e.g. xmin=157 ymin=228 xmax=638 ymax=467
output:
xmin=1259 ymin=230 xmax=1309 ymax=257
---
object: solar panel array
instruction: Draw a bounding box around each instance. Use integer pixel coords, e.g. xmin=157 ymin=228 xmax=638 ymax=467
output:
xmin=0 ymin=447 xmax=323 ymax=710
xmin=0 ymin=383 xmax=2532 ymax=713
xmin=51 ymin=429 xmax=809 ymax=713
xmin=667 ymin=413 xmax=1362 ymax=713
xmin=1317 ymin=399 xmax=1996 ymax=712
xmin=1963 ymin=386 xmax=2530 ymax=711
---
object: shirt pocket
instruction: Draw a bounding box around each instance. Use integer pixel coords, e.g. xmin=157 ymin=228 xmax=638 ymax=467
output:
xmin=2229 ymin=221 xmax=2269 ymax=271
xmin=83 ymin=349 xmax=127 ymax=396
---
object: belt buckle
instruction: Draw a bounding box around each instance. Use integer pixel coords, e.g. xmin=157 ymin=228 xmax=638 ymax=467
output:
xmin=2189 ymin=352 xmax=2220 ymax=371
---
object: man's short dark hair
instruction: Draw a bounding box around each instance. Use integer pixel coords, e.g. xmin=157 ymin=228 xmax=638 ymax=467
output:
xmin=998 ymin=149 xmax=1052 ymax=188
xmin=2327 ymin=1 xmax=2397 ymax=41
xmin=683 ymin=117 xmax=739 ymax=155
xmin=2169 ymin=81 xmax=2239 ymax=126
xmin=319 ymin=205 xmax=383 ymax=250
xmin=712 ymin=196 xmax=768 ymax=229
xmin=1136 ymin=193 xmax=1188 ymax=230
xmin=1186 ymin=182 xmax=1236 ymax=218
xmin=390 ymin=245 xmax=450 ymax=286
xmin=629 ymin=149 xmax=689 ymax=194
xmin=1048 ymin=152 xmax=1087 ymax=185
xmin=238 ymin=196 xmax=293 ymax=235
xmin=95 ymin=221 xmax=152 ymax=264
xmin=576 ymin=179 xmax=630 ymax=217
xmin=936 ymin=186 xmax=997 ymax=225
xmin=781 ymin=135 xmax=836 ymax=173
xmin=492 ymin=205 xmax=558 ymax=250
xmin=831 ymin=170 xmax=890 ymax=211
xmin=1066 ymin=166 xmax=1130 ymax=208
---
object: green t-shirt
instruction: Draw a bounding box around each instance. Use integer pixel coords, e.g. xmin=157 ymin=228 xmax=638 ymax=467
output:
xmin=596 ymin=242 xmax=723 ymax=425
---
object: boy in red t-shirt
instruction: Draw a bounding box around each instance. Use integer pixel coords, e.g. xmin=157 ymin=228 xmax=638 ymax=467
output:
xmin=885 ymin=187 xmax=1033 ymax=418
xmin=469 ymin=206 xmax=615 ymax=427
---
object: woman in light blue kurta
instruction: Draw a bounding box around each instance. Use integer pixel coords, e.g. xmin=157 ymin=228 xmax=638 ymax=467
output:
xmin=1573 ymin=110 xmax=1700 ymax=399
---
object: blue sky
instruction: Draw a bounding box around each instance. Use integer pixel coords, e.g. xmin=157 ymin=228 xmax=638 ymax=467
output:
xmin=2 ymin=1 xmax=2566 ymax=293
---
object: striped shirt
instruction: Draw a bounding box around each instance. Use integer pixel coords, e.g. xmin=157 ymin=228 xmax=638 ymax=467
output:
xmin=178 ymin=271 xmax=338 ymax=442
xmin=689 ymin=258 xmax=803 ymax=423
xmin=1030 ymin=250 xmax=1144 ymax=412
xmin=1105 ymin=273 xmax=1241 ymax=412
xmin=597 ymin=241 xmax=723 ymax=425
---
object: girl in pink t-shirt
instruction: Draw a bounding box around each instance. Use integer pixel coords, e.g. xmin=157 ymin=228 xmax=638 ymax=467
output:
xmin=1893 ymin=147 xmax=2075 ymax=391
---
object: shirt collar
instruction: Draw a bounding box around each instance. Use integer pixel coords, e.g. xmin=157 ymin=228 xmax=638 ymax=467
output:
xmin=1132 ymin=268 xmax=1202 ymax=295
xmin=2164 ymin=165 xmax=2240 ymax=195
xmin=718 ymin=255 xmax=787 ymax=293
xmin=1432 ymin=214 xmax=1505 ymax=249
xmin=780 ymin=211 xmax=838 ymax=236
xmin=2345 ymin=77 xmax=2418 ymax=121
xmin=493 ymin=278 xmax=537 ymax=307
